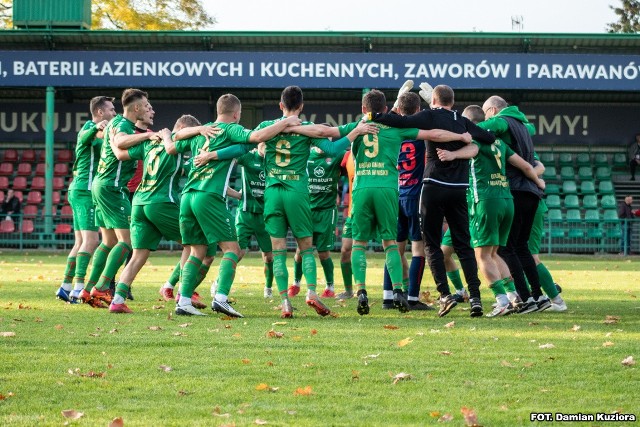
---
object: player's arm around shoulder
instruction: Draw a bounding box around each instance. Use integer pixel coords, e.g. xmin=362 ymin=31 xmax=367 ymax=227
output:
xmin=507 ymin=152 xmax=545 ymax=190
xmin=250 ymin=115 xmax=301 ymax=142
xmin=436 ymin=142 xmax=479 ymax=162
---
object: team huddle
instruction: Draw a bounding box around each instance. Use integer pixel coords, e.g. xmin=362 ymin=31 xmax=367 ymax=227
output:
xmin=54 ymin=82 xmax=567 ymax=319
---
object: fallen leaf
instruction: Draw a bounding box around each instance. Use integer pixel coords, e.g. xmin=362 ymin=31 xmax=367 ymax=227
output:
xmin=500 ymin=360 xmax=514 ymax=368
xmin=445 ymin=321 xmax=455 ymax=328
xmin=152 ymin=305 xmax=164 ymax=310
xmin=310 ymin=329 xmax=317 ymax=335
xmin=89 ymin=333 xmax=100 ymax=337
xmin=460 ymin=406 xmax=479 ymax=426
xmin=363 ymin=353 xmax=380 ymax=359
xmin=61 ymin=410 xmax=84 ymax=419
xmin=241 ymin=359 xmax=250 ymax=364
xmin=0 ymin=332 xmax=16 ymax=337
xmin=294 ymin=386 xmax=313 ymax=396
xmin=440 ymin=351 xmax=452 ymax=356
xmin=602 ymin=341 xmax=615 ymax=347
xmin=159 ymin=365 xmax=172 ymax=372
xmin=392 ymin=372 xmax=413 ymax=384
xmin=383 ymin=325 xmax=400 ymax=330
xmin=570 ymin=325 xmax=581 ymax=332
xmin=34 ymin=317 xmax=43 ymax=322
xmin=177 ymin=390 xmax=190 ymax=396
xmin=439 ymin=413 xmax=454 ymax=422
xmin=108 ymin=416 xmax=124 ymax=427
xmin=255 ymin=419 xmax=268 ymax=425
xmin=352 ymin=370 xmax=360 ymax=380
xmin=255 ymin=383 xmax=278 ymax=392
xmin=109 ymin=329 xmax=118 ymax=334
xmin=528 ymin=322 xmax=539 ymax=326
xmin=285 ymin=410 xmax=296 ymax=415
xmin=430 ymin=411 xmax=441 ymax=418
xmin=167 ymin=311 xmax=173 ymax=321
xmin=398 ymin=337 xmax=414 ymax=347
xmin=604 ymin=315 xmax=620 ymax=324
xmin=173 ymin=332 xmax=187 ymax=337
xmin=621 ymin=356 xmax=635 ymax=366
xmin=148 ymin=326 xmax=162 ymax=331
xmin=266 ymin=329 xmax=284 ymax=338
xmin=55 ymin=324 xmax=64 ymax=330
xmin=539 ymin=343 xmax=555 ymax=349
xmin=272 ymin=322 xmax=287 ymax=326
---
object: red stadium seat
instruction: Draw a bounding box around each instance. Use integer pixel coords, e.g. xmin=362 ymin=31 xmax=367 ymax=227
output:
xmin=54 ymin=163 xmax=69 ymax=176
xmin=53 ymin=177 xmax=65 ymax=190
xmin=35 ymin=150 xmax=44 ymax=161
xmin=54 ymin=223 xmax=72 ymax=234
xmin=23 ymin=205 xmax=38 ymax=218
xmin=13 ymin=191 xmax=23 ymax=202
xmin=61 ymin=205 xmax=73 ymax=217
xmin=0 ymin=176 xmax=8 ymax=190
xmin=52 ymin=191 xmax=61 ymax=205
xmin=56 ymin=150 xmax=74 ymax=162
xmin=0 ymin=163 xmax=13 ymax=176
xmin=26 ymin=191 xmax=42 ymax=205
xmin=21 ymin=149 xmax=36 ymax=162
xmin=2 ymin=149 xmax=19 ymax=162
xmin=12 ymin=176 xmax=28 ymax=191
xmin=0 ymin=191 xmax=4 ymax=203
xmin=35 ymin=163 xmax=45 ymax=176
xmin=17 ymin=163 xmax=32 ymax=176
xmin=31 ymin=176 xmax=45 ymax=190
xmin=0 ymin=220 xmax=15 ymax=233
xmin=21 ymin=219 xmax=34 ymax=234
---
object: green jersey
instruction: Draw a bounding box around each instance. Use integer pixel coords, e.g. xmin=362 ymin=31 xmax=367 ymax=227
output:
xmin=339 ymin=121 xmax=418 ymax=190
xmin=236 ymin=150 xmax=266 ymax=213
xmin=174 ymin=121 xmax=252 ymax=196
xmin=127 ymin=139 xmax=183 ymax=206
xmin=95 ymin=115 xmax=137 ymax=188
xmin=69 ymin=120 xmax=102 ymax=191
xmin=469 ymin=139 xmax=515 ymax=203
xmin=307 ymin=148 xmax=344 ymax=211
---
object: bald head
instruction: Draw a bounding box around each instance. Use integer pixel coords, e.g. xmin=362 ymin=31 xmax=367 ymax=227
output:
xmin=482 ymin=96 xmax=508 ymax=119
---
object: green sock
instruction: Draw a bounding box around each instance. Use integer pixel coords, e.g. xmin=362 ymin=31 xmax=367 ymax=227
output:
xmin=85 ymin=244 xmax=112 ymax=291
xmin=95 ymin=242 xmax=132 ymax=291
xmin=503 ymin=277 xmax=516 ymax=293
xmin=264 ymin=261 xmax=274 ymax=288
xmin=447 ymin=269 xmax=465 ymax=291
xmin=180 ymin=256 xmax=203 ymax=298
xmin=537 ymin=263 xmax=559 ymax=299
xmin=384 ymin=245 xmax=403 ymax=290
xmin=340 ymin=262 xmax=353 ymax=291
xmin=195 ymin=263 xmax=211 ymax=287
xmin=402 ymin=277 xmax=409 ymax=293
xmin=300 ymin=248 xmax=317 ymax=292
xmin=351 ymin=245 xmax=367 ymax=291
xmin=273 ymin=250 xmax=288 ymax=299
xmin=489 ymin=279 xmax=507 ymax=297
xmin=168 ymin=262 xmax=181 ymax=286
xmin=115 ymin=282 xmax=130 ymax=300
xmin=62 ymin=256 xmax=76 ymax=284
xmin=320 ymin=257 xmax=334 ymax=287
xmin=216 ymin=252 xmax=239 ymax=297
xmin=293 ymin=259 xmax=303 ymax=283
xmin=74 ymin=252 xmax=91 ymax=283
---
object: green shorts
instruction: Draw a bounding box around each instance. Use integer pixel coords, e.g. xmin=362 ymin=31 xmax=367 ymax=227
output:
xmin=528 ymin=200 xmax=548 ymax=255
xmin=236 ymin=209 xmax=272 ymax=252
xmin=68 ymin=189 xmax=98 ymax=232
xmin=342 ymin=216 xmax=352 ymax=240
xmin=469 ymin=198 xmax=514 ymax=248
xmin=92 ymin=184 xmax=131 ymax=229
xmin=131 ymin=202 xmax=181 ymax=250
xmin=312 ymin=207 xmax=337 ymax=252
xmin=263 ymin=185 xmax=312 ymax=239
xmin=179 ymin=191 xmax=236 ymax=247
xmin=441 ymin=228 xmax=452 ymax=247
xmin=351 ymin=187 xmax=398 ymax=242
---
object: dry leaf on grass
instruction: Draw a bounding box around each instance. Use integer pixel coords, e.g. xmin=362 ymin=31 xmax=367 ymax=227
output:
xmin=602 ymin=341 xmax=615 ymax=347
xmin=398 ymin=337 xmax=414 ymax=347
xmin=539 ymin=343 xmax=555 ymax=349
xmin=500 ymin=360 xmax=514 ymax=368
xmin=148 ymin=326 xmax=162 ymax=331
xmin=159 ymin=365 xmax=172 ymax=372
xmin=173 ymin=332 xmax=187 ymax=337
xmin=383 ymin=325 xmax=399 ymax=330
xmin=460 ymin=406 xmax=480 ymax=426
xmin=255 ymin=383 xmax=279 ymax=392
xmin=266 ymin=329 xmax=284 ymax=338
xmin=241 ymin=359 xmax=250 ymax=364
xmin=570 ymin=325 xmax=581 ymax=332
xmin=440 ymin=351 xmax=452 ymax=356
xmin=212 ymin=406 xmax=230 ymax=417
xmin=152 ymin=305 xmax=164 ymax=310
xmin=55 ymin=324 xmax=64 ymax=330
xmin=61 ymin=410 xmax=84 ymax=419
xmin=621 ymin=356 xmax=635 ymax=366
xmin=445 ymin=321 xmax=455 ymax=328
xmin=352 ymin=370 xmax=360 ymax=380
xmin=604 ymin=315 xmax=620 ymax=324
xmin=255 ymin=419 xmax=268 ymax=425
xmin=0 ymin=332 xmax=16 ymax=337
xmin=294 ymin=386 xmax=313 ymax=396
xmin=363 ymin=353 xmax=380 ymax=359
xmin=430 ymin=411 xmax=441 ymax=418
xmin=310 ymin=329 xmax=318 ymax=336
xmin=272 ymin=321 xmax=287 ymax=326
xmin=439 ymin=413 xmax=454 ymax=422
xmin=109 ymin=417 xmax=124 ymax=427
xmin=392 ymin=372 xmax=413 ymax=384
xmin=178 ymin=323 xmax=192 ymax=328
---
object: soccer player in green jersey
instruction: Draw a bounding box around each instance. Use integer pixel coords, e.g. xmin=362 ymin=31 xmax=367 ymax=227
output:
xmin=56 ymin=96 xmax=116 ymax=304
xmin=292 ymin=90 xmax=469 ymax=315
xmin=290 ymin=143 xmax=346 ymax=298
xmin=164 ymin=93 xmax=301 ymax=317
xmin=437 ymin=105 xmax=545 ymax=317
xmin=81 ymin=89 xmax=156 ymax=307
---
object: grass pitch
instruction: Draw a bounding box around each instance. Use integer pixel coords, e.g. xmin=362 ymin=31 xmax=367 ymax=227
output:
xmin=0 ymin=251 xmax=639 ymax=426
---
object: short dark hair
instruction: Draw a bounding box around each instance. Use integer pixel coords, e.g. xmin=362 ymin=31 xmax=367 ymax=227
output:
xmin=433 ymin=85 xmax=454 ymax=107
xmin=90 ymin=96 xmax=115 ymax=115
xmin=121 ymin=89 xmax=148 ymax=108
xmin=362 ymin=90 xmax=387 ymax=114
xmin=216 ymin=94 xmax=242 ymax=115
xmin=462 ymin=105 xmax=485 ymax=124
xmin=397 ymin=92 xmax=421 ymax=116
xmin=280 ymin=86 xmax=304 ymax=111
xmin=175 ymin=114 xmax=201 ymax=128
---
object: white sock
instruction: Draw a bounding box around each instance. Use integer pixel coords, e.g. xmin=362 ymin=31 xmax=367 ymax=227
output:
xmin=112 ymin=294 xmax=125 ymax=305
xmin=456 ymin=289 xmax=466 ymax=296
xmin=551 ymin=295 xmax=564 ymax=304
xmin=408 ymin=296 xmax=419 ymax=302
xmin=306 ymin=289 xmax=317 ymax=298
xmin=326 ymin=284 xmax=334 ymax=290
xmin=73 ymin=283 xmax=84 ymax=292
xmin=162 ymin=281 xmax=174 ymax=289
xmin=507 ymin=291 xmax=519 ymax=302
xmin=61 ymin=283 xmax=72 ymax=292
xmin=383 ymin=290 xmax=393 ymax=300
xmin=293 ymin=280 xmax=301 ymax=287
xmin=496 ymin=294 xmax=510 ymax=306
xmin=215 ymin=293 xmax=228 ymax=303
xmin=178 ymin=296 xmax=192 ymax=306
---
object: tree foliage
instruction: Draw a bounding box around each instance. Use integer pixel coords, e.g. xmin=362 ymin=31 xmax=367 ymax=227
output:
xmin=0 ymin=0 xmax=11 ymax=28
xmin=607 ymin=0 xmax=640 ymax=33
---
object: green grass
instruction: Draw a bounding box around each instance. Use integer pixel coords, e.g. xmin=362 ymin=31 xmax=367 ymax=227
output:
xmin=0 ymin=251 xmax=639 ymax=426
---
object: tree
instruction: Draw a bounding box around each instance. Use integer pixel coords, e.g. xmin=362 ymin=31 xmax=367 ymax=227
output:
xmin=607 ymin=0 xmax=640 ymax=33
xmin=0 ymin=0 xmax=11 ymax=28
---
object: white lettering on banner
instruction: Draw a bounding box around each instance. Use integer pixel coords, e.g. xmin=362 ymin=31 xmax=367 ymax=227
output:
xmin=525 ymin=115 xmax=589 ymax=136
xmin=13 ymin=61 xmax=84 ymax=76
xmin=527 ymin=63 xmax=639 ymax=80
xmin=0 ymin=112 xmax=90 ymax=134
xmin=260 ymin=62 xmax=394 ymax=79
xmin=403 ymin=60 xmax=510 ymax=79
xmin=88 ymin=61 xmax=243 ymax=77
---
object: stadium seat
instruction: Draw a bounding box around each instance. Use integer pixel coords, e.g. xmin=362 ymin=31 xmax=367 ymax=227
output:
xmin=566 ymin=209 xmax=582 ymax=222
xmin=23 ymin=205 xmax=38 ymax=218
xmin=577 ymin=167 xmax=593 ymax=181
xmin=564 ymin=195 xmax=580 ymax=209
xmin=61 ymin=205 xmax=73 ymax=217
xmin=545 ymin=183 xmax=560 ymax=195
xmin=0 ymin=163 xmax=13 ymax=176
xmin=595 ymin=167 xmax=611 ymax=180
xmin=54 ymin=224 xmax=72 ymax=234
xmin=0 ymin=176 xmax=8 ymax=190
xmin=31 ymin=176 xmax=45 ymax=191
xmin=558 ymin=153 xmax=573 ymax=167
xmin=603 ymin=209 xmax=619 ymax=221
xmin=598 ymin=180 xmax=615 ymax=195
xmin=576 ymin=153 xmax=591 ymax=167
xmin=546 ymin=195 xmax=561 ymax=209
xmin=26 ymin=191 xmax=42 ymax=205
xmin=21 ymin=219 xmax=34 ymax=234
xmin=539 ymin=152 xmax=555 ymax=166
xmin=560 ymin=166 xmax=575 ymax=180
xmin=56 ymin=150 xmax=74 ymax=163
xmin=601 ymin=195 xmax=617 ymax=209
xmin=584 ymin=209 xmax=600 ymax=221
xmin=17 ymin=163 xmax=32 ymax=176
xmin=548 ymin=209 xmax=563 ymax=222
xmin=562 ymin=181 xmax=578 ymax=194
xmin=587 ymin=227 xmax=604 ymax=239
xmin=13 ymin=191 xmax=23 ymax=202
xmin=580 ymin=181 xmax=596 ymax=195
xmin=54 ymin=163 xmax=69 ymax=177
xmin=568 ymin=228 xmax=585 ymax=238
xmin=542 ymin=166 xmax=557 ymax=180
xmin=21 ymin=149 xmax=36 ymax=162
xmin=593 ymin=153 xmax=609 ymax=166
xmin=12 ymin=176 xmax=27 ymax=191
xmin=606 ymin=226 xmax=622 ymax=239
xmin=0 ymin=219 xmax=15 ymax=233
xmin=1 ymin=149 xmax=18 ymax=163
xmin=612 ymin=153 xmax=627 ymax=166
xmin=52 ymin=191 xmax=61 ymax=205
xmin=582 ymin=195 xmax=598 ymax=209
xmin=35 ymin=163 xmax=45 ymax=176
xmin=0 ymin=191 xmax=4 ymax=203
xmin=53 ymin=177 xmax=65 ymax=190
